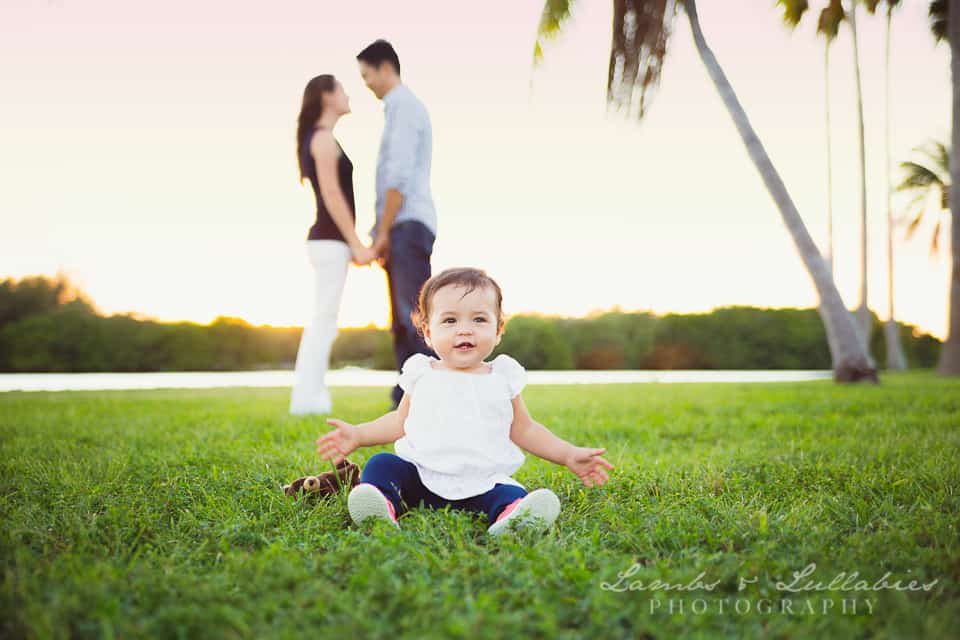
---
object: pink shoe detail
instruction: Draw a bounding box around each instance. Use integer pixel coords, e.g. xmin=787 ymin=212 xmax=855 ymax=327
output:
xmin=348 ymin=483 xmax=400 ymax=528
xmin=495 ymin=498 xmax=523 ymax=523
xmin=386 ymin=497 xmax=397 ymax=522
xmin=361 ymin=483 xmax=397 ymax=522
xmin=487 ymin=489 xmax=561 ymax=536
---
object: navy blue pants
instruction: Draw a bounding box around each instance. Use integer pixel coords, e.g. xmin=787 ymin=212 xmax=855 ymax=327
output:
xmin=384 ymin=221 xmax=436 ymax=407
xmin=361 ymin=453 xmax=527 ymax=524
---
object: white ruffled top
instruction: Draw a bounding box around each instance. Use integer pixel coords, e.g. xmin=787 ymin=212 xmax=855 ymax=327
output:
xmin=393 ymin=353 xmax=528 ymax=500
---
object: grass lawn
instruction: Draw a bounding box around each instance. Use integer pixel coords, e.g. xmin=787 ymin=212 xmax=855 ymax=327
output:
xmin=1 ymin=372 xmax=958 ymax=639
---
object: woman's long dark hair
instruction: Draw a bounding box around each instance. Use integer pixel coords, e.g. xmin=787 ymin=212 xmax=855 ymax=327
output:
xmin=296 ymin=74 xmax=336 ymax=182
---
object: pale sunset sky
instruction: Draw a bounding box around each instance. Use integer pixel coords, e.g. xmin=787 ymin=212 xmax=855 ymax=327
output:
xmin=0 ymin=1 xmax=951 ymax=337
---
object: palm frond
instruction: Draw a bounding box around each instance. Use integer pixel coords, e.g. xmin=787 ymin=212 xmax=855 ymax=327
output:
xmin=907 ymin=141 xmax=950 ymax=176
xmin=900 ymin=203 xmax=948 ymax=257
xmin=930 ymin=0 xmax=947 ymax=43
xmin=896 ymin=191 xmax=929 ymax=219
xmin=907 ymin=140 xmax=950 ymax=185
xmin=896 ymin=137 xmax=950 ymax=254
xmin=533 ymin=0 xmax=577 ymax=66
xmin=776 ymin=0 xmax=809 ymax=28
xmin=903 ymin=207 xmax=926 ymax=239
xmin=817 ymin=0 xmax=844 ymax=42
xmin=864 ymin=0 xmax=901 ymax=16
xmin=896 ymin=161 xmax=944 ymax=192
xmin=607 ymin=0 xmax=680 ymax=119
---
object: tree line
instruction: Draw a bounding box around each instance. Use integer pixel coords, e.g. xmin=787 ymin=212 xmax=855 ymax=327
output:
xmin=0 ymin=275 xmax=939 ymax=372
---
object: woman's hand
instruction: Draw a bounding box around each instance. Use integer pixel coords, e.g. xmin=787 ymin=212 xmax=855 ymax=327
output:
xmin=316 ymin=418 xmax=361 ymax=464
xmin=351 ymin=244 xmax=377 ymax=266
xmin=564 ymin=446 xmax=614 ymax=488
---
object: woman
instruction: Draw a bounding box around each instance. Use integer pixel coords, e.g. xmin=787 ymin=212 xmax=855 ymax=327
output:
xmin=290 ymin=75 xmax=375 ymax=415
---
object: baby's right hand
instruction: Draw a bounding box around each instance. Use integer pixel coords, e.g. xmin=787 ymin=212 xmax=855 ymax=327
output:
xmin=316 ymin=418 xmax=361 ymax=464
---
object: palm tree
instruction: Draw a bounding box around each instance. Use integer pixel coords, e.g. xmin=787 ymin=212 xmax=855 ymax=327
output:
xmin=535 ymin=0 xmax=876 ymax=382
xmin=821 ymin=2 xmax=843 ymax=280
xmin=866 ymin=0 xmax=908 ymax=370
xmin=777 ymin=0 xmax=877 ymax=365
xmin=778 ymin=1 xmax=843 ymax=279
xmin=779 ymin=0 xmax=844 ymax=362
xmin=929 ymin=0 xmax=960 ymax=375
xmin=897 ymin=141 xmax=950 ymax=253
xmin=845 ymin=0 xmax=876 ymax=354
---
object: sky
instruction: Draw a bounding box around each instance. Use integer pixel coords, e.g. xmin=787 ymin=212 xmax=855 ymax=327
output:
xmin=0 ymin=0 xmax=951 ymax=337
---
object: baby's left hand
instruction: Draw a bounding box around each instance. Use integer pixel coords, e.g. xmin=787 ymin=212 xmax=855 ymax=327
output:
xmin=565 ymin=446 xmax=614 ymax=488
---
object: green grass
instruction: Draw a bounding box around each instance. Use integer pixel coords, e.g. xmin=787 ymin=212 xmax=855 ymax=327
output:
xmin=1 ymin=372 xmax=958 ymax=639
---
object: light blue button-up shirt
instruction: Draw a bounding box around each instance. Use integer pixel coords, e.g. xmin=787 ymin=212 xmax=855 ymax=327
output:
xmin=373 ymin=84 xmax=438 ymax=239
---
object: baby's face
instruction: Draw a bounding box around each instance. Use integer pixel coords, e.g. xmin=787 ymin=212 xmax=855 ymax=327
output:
xmin=424 ymin=284 xmax=502 ymax=371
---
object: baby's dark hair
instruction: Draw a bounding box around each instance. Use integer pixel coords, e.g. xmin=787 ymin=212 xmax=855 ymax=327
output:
xmin=412 ymin=268 xmax=505 ymax=333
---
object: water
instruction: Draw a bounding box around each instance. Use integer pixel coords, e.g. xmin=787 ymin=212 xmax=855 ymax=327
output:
xmin=0 ymin=369 xmax=832 ymax=392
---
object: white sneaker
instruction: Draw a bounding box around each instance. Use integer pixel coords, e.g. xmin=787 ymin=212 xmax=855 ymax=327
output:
xmin=487 ymin=489 xmax=560 ymax=536
xmin=348 ymin=483 xmax=399 ymax=528
xmin=289 ymin=388 xmax=332 ymax=415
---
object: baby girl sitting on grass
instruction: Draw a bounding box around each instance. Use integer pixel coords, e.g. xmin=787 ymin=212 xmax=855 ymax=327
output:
xmin=316 ymin=267 xmax=613 ymax=535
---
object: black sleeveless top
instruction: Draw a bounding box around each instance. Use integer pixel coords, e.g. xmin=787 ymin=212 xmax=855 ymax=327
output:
xmin=302 ymin=127 xmax=356 ymax=242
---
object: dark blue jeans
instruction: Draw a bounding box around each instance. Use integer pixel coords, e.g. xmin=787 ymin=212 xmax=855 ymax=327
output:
xmin=361 ymin=452 xmax=527 ymax=524
xmin=385 ymin=221 xmax=436 ymax=406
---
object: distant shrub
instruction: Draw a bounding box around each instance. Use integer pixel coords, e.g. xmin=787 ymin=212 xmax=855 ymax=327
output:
xmin=0 ymin=275 xmax=943 ymax=372
xmin=494 ymin=316 xmax=575 ymax=370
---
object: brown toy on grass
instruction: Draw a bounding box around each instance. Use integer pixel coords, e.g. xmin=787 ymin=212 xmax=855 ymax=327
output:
xmin=283 ymin=458 xmax=360 ymax=497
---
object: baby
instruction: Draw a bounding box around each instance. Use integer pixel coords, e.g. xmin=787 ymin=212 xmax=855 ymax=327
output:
xmin=316 ymin=267 xmax=613 ymax=535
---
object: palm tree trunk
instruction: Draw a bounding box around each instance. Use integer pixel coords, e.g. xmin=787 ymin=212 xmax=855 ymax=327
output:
xmin=682 ymin=0 xmax=876 ymax=382
xmin=884 ymin=8 xmax=908 ymax=370
xmin=849 ymin=1 xmax=875 ymax=356
xmin=823 ymin=41 xmax=839 ymax=364
xmin=939 ymin=0 xmax=960 ymax=375
xmin=825 ymin=41 xmax=835 ymax=280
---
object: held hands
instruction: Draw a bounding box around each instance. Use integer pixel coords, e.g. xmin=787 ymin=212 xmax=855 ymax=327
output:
xmin=350 ymin=235 xmax=388 ymax=268
xmin=316 ymin=418 xmax=361 ymax=465
xmin=565 ymin=446 xmax=615 ymax=488
xmin=351 ymin=244 xmax=377 ymax=267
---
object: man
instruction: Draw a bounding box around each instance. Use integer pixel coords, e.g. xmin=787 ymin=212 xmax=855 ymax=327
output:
xmin=357 ymin=39 xmax=438 ymax=407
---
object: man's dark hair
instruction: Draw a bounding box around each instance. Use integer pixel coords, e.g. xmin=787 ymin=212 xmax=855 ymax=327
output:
xmin=356 ymin=39 xmax=400 ymax=75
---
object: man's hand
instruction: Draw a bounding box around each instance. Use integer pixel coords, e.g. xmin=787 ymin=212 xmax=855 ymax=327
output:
xmin=373 ymin=235 xmax=391 ymax=266
xmin=316 ymin=418 xmax=361 ymax=465
xmin=564 ymin=446 xmax=614 ymax=488
xmin=374 ymin=189 xmax=403 ymax=267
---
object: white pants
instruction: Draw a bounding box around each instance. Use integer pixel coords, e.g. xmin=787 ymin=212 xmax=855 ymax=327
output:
xmin=290 ymin=240 xmax=351 ymax=415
